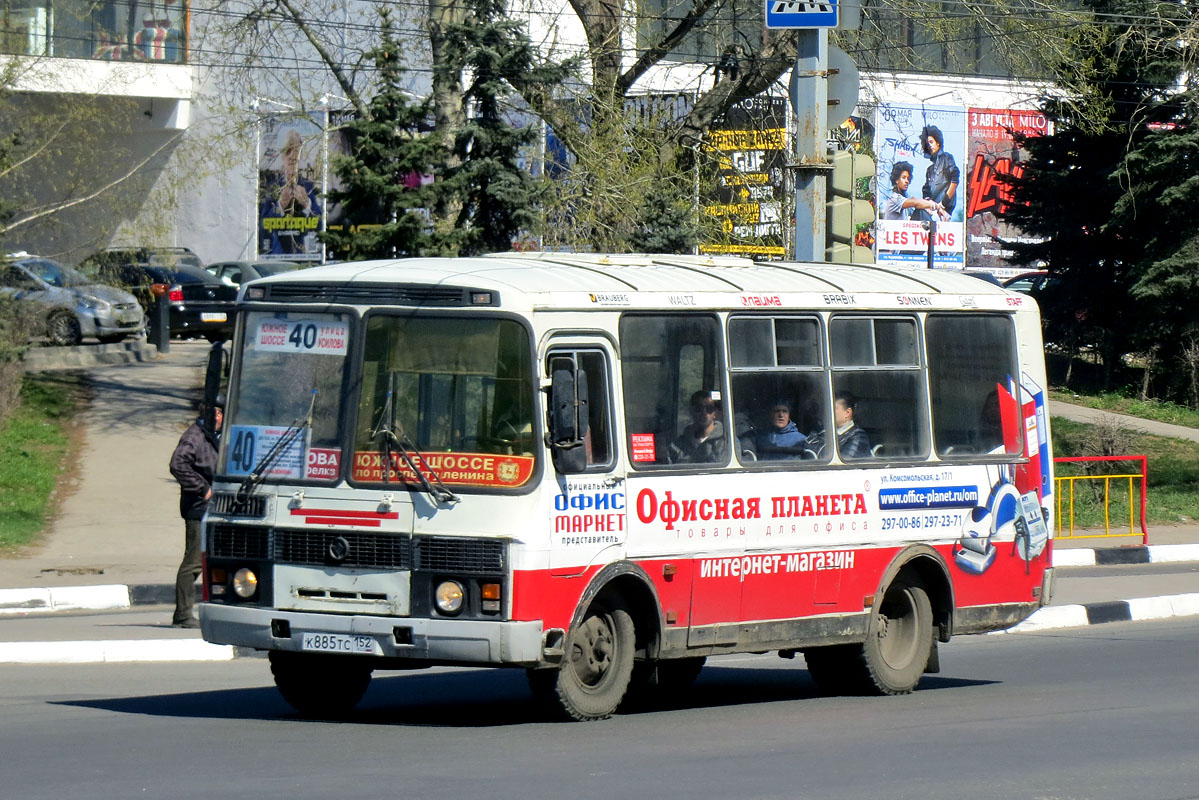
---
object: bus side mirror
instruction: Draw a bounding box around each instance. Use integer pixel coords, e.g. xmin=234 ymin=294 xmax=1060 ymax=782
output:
xmin=549 ymin=359 xmax=589 ymax=474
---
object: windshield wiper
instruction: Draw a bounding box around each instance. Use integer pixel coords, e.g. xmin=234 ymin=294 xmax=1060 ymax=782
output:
xmin=372 ymin=389 xmax=459 ymax=506
xmin=236 ymin=388 xmax=317 ymax=506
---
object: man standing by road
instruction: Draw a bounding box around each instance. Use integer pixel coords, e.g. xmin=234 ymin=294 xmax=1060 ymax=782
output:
xmin=168 ymin=395 xmax=223 ymax=628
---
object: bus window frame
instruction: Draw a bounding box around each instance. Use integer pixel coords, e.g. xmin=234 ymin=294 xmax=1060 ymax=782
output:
xmin=827 ymin=312 xmax=930 ymax=462
xmin=345 ymin=308 xmax=543 ymax=496
xmin=618 ymin=311 xmax=731 ymax=472
xmin=544 ymin=344 xmax=618 ymax=474
xmin=727 ymin=312 xmax=831 ymax=469
xmin=215 ymin=302 xmax=361 ymax=486
xmin=925 ymin=311 xmax=1025 ymax=463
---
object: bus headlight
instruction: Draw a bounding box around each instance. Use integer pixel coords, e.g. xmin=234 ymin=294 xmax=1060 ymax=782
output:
xmin=232 ymin=568 xmax=259 ymax=598
xmin=435 ymin=580 xmax=465 ymax=614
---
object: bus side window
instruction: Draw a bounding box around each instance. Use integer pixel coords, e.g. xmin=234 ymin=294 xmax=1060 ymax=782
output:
xmin=547 ymin=348 xmax=614 ymax=470
xmin=926 ymin=314 xmax=1021 ymax=458
xmin=829 ymin=316 xmax=927 ymax=460
xmin=620 ymin=315 xmax=727 ymax=469
xmin=729 ymin=315 xmax=829 ymax=465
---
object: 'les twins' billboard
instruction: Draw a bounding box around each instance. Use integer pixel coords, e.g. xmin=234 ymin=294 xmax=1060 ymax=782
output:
xmin=874 ymin=103 xmax=1046 ymax=271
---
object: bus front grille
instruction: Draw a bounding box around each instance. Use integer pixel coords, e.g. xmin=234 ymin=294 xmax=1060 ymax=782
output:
xmin=209 ymin=525 xmax=270 ymax=559
xmin=416 ymin=536 xmax=506 ymax=573
xmin=208 ymin=527 xmax=506 ymax=575
xmin=209 ymin=493 xmax=268 ymax=518
xmin=273 ymin=529 xmax=414 ymax=570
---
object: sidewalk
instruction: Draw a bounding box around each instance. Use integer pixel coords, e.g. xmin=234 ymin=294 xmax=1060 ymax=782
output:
xmin=0 ymin=341 xmax=211 ymax=592
xmin=1 ymin=375 xmax=1198 ymax=663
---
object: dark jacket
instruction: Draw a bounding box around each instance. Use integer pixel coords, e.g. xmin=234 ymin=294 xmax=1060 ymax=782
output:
xmin=668 ymin=421 xmax=727 ymax=464
xmin=169 ymin=420 xmax=219 ymax=519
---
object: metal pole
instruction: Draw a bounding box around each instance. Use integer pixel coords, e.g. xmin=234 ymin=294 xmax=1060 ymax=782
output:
xmin=792 ymin=28 xmax=828 ymax=263
xmin=926 ymin=218 xmax=936 ymax=269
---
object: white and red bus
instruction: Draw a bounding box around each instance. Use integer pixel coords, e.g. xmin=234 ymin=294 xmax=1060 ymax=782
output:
xmin=200 ymin=253 xmax=1055 ymax=720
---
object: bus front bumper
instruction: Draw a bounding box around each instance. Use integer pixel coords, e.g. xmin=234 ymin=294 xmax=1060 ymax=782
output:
xmin=199 ymin=603 xmax=546 ymax=666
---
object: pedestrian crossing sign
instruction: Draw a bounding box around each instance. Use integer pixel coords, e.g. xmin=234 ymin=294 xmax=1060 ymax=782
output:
xmin=765 ymin=0 xmax=838 ymax=28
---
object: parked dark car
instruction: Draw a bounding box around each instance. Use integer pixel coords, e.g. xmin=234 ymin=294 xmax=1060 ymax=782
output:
xmin=77 ymin=261 xmax=236 ymax=341
xmin=206 ymin=260 xmax=303 ymax=288
xmin=1002 ymin=270 xmax=1050 ymax=294
xmin=0 ymin=254 xmax=144 ymax=345
xmin=84 ymin=246 xmax=205 ymax=271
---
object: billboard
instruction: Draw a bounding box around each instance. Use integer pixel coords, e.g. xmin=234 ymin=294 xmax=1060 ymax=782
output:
xmin=874 ymin=103 xmax=966 ymax=268
xmin=965 ymin=108 xmax=1048 ymax=273
xmin=698 ymin=95 xmax=788 ymax=260
xmin=257 ymin=113 xmax=325 ymax=261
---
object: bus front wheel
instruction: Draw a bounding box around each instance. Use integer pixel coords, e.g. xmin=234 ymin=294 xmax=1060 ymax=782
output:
xmin=269 ymin=650 xmax=372 ymax=717
xmin=530 ymin=596 xmax=635 ymax=721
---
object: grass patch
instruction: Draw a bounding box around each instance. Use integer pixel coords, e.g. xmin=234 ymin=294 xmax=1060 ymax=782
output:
xmin=1051 ymin=417 xmax=1199 ymax=529
xmin=0 ymin=373 xmax=87 ymax=551
xmin=1050 ymin=389 xmax=1199 ymax=429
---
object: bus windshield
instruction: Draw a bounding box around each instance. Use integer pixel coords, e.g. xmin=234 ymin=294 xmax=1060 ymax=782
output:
xmin=222 ymin=311 xmax=351 ymax=482
xmin=351 ymin=315 xmax=537 ymax=490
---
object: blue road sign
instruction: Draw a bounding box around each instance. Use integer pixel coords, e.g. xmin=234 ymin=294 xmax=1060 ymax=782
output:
xmin=765 ymin=0 xmax=838 ymax=28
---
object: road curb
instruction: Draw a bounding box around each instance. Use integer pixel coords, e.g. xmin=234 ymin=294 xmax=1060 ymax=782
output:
xmin=996 ymin=591 xmax=1199 ymax=634
xmin=0 ymin=583 xmax=174 ymax=616
xmin=1053 ymin=543 xmax=1199 ymax=568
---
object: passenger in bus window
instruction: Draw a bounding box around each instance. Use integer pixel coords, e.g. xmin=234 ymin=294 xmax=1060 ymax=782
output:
xmin=807 ymin=390 xmax=871 ymax=459
xmin=668 ymin=390 xmax=727 ymax=464
xmin=756 ymin=400 xmax=807 ymax=459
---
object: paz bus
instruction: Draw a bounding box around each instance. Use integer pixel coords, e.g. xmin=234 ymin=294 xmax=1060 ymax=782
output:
xmin=199 ymin=253 xmax=1055 ymax=721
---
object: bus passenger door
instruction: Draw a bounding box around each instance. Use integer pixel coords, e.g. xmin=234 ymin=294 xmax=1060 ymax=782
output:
xmin=546 ymin=341 xmax=627 ymax=576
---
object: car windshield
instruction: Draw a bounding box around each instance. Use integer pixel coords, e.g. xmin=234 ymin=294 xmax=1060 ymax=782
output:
xmin=221 ymin=311 xmax=352 ymax=482
xmin=21 ymin=259 xmax=91 ymax=288
xmin=352 ymin=315 xmax=537 ymax=489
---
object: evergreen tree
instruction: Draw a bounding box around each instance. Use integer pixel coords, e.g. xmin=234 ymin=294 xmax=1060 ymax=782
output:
xmin=629 ymin=177 xmax=700 ymax=254
xmin=1004 ymin=0 xmax=1198 ymax=396
xmin=432 ymin=0 xmax=565 ymax=255
xmin=321 ymin=10 xmax=446 ymax=260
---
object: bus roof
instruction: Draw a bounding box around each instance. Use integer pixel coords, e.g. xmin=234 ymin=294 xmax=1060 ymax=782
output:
xmin=248 ymin=254 xmax=1030 ymax=312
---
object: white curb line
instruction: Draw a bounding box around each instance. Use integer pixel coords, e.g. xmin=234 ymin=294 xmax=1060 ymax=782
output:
xmin=0 ymin=585 xmax=132 ymax=616
xmin=0 ymin=639 xmax=235 ymax=664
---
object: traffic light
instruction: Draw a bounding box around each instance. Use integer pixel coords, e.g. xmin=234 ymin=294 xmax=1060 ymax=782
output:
xmin=826 ymin=149 xmax=875 ymax=264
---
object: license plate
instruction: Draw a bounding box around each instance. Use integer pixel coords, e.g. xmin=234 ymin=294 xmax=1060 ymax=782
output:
xmin=301 ymin=632 xmax=376 ymax=654
xmin=119 ymin=313 xmax=140 ymax=324
xmin=201 ymin=312 xmax=227 ymax=323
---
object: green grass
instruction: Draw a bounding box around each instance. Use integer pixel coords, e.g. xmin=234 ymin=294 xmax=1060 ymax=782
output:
xmin=1050 ymin=389 xmax=1199 ymax=429
xmin=0 ymin=374 xmax=86 ymax=551
xmin=1050 ymin=417 xmax=1199 ymax=530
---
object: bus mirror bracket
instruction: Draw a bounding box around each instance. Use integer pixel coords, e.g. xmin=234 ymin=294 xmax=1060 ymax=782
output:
xmin=549 ymin=359 xmax=589 ymax=475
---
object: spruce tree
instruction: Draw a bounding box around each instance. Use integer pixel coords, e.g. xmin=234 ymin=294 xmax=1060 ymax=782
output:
xmin=321 ymin=9 xmax=446 ymax=260
xmin=1004 ymin=0 xmax=1197 ymax=394
xmin=432 ymin=0 xmax=564 ymax=255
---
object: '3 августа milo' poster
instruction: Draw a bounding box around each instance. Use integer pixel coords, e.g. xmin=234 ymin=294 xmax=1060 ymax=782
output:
xmin=875 ymin=104 xmax=966 ymax=269
xmin=965 ymin=108 xmax=1048 ymax=274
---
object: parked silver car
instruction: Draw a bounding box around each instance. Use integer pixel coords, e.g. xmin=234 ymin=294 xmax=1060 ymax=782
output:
xmin=0 ymin=254 xmax=144 ymax=345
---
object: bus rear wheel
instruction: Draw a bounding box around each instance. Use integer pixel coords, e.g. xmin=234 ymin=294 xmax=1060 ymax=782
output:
xmin=269 ymin=650 xmax=372 ymax=717
xmin=529 ymin=596 xmax=635 ymax=721
xmin=804 ymin=578 xmax=933 ymax=696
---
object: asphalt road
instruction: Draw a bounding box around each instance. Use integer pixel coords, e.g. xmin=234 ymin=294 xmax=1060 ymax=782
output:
xmin=2 ymin=618 xmax=1197 ymax=800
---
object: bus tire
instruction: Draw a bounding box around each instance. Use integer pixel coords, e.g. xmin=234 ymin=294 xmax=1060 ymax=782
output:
xmin=534 ymin=596 xmax=635 ymax=721
xmin=860 ymin=578 xmax=933 ymax=695
xmin=269 ymin=651 xmax=372 ymax=717
xmin=626 ymin=656 xmax=706 ymax=708
xmin=803 ymin=578 xmax=932 ymax=696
